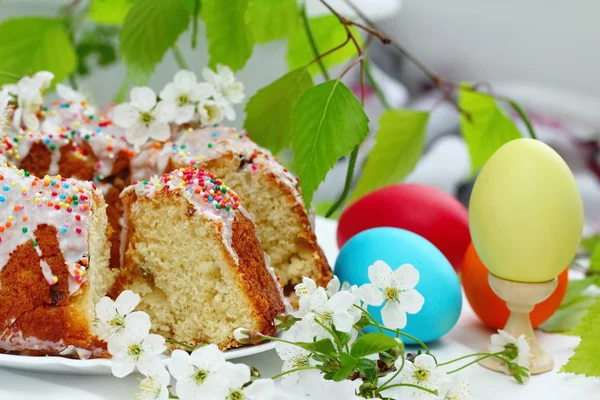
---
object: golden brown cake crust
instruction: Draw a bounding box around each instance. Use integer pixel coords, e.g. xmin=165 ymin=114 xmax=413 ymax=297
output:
xmin=195 ymin=152 xmax=332 ymax=289
xmin=0 ymin=224 xmax=107 ymax=358
xmin=227 ymin=214 xmax=285 ymax=338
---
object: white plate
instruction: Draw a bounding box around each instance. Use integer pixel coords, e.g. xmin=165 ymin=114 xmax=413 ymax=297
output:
xmin=0 ymin=341 xmax=276 ymax=376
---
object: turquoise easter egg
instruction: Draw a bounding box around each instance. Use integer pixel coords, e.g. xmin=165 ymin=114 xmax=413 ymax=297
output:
xmin=334 ymin=227 xmax=462 ymax=343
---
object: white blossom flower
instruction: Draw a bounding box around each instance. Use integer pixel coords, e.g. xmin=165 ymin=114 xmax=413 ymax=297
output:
xmin=31 ymin=71 xmax=54 ymax=91
xmin=159 ymin=70 xmax=217 ymax=124
xmin=12 ymin=77 xmax=44 ymax=130
xmin=440 ymin=376 xmax=471 ymax=400
xmin=296 ymin=378 xmax=363 ymax=399
xmin=113 ymin=87 xmax=175 ymax=146
xmin=275 ymin=324 xmax=319 ymax=387
xmin=233 ymin=327 xmax=250 ymax=344
xmin=169 ymin=345 xmax=227 ymax=399
xmin=57 ymin=83 xmax=86 ymax=103
xmin=359 ymin=261 xmax=424 ymax=329
xmin=299 ymin=288 xmax=358 ymax=333
xmin=397 ymin=354 xmax=448 ymax=398
xmin=219 ymin=362 xmax=275 ymax=400
xmin=489 ymin=330 xmax=531 ymax=369
xmin=326 ymin=276 xmax=341 ymax=296
xmin=202 ymin=64 xmax=244 ymax=120
xmin=95 ymin=290 xmax=148 ymax=341
xmin=197 ymin=99 xmax=224 ymax=126
xmin=0 ymin=89 xmax=10 ymax=132
xmin=136 ymin=362 xmax=171 ymax=400
xmin=108 ymin=330 xmax=166 ymax=378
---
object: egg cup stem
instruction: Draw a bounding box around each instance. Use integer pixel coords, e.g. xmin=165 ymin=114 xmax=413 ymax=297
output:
xmin=480 ymin=273 xmax=558 ymax=375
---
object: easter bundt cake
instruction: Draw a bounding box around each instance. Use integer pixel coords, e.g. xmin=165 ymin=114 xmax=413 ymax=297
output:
xmin=2 ymin=100 xmax=331 ymax=295
xmin=111 ymin=167 xmax=285 ymax=349
xmin=0 ymin=162 xmax=114 ymax=358
xmin=131 ymin=125 xmax=332 ymax=291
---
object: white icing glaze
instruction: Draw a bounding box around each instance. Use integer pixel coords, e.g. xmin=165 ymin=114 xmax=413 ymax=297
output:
xmin=0 ymin=331 xmax=101 ymax=359
xmin=122 ymin=168 xmax=243 ymax=262
xmin=0 ymin=164 xmax=98 ymax=295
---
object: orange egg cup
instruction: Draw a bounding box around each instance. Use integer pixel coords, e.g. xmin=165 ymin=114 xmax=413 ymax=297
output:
xmin=462 ymin=243 xmax=568 ymax=330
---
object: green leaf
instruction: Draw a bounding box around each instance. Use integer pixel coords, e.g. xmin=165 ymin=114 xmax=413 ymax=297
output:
xmin=350 ymin=333 xmax=401 ymax=358
xmin=560 ymin=297 xmax=600 ymax=376
xmin=119 ymin=0 xmax=190 ymax=84
xmin=87 ymin=0 xmax=133 ymax=25
xmin=246 ymin=0 xmax=298 ymax=43
xmin=75 ymin=26 xmax=119 ymax=76
xmin=0 ymin=17 xmax=76 ymax=86
xmin=540 ymin=277 xmax=599 ymax=334
xmin=287 ymin=15 xmax=361 ymax=75
xmin=332 ymin=353 xmax=357 ymax=381
xmin=581 ymin=235 xmax=600 ymax=254
xmin=350 ymin=109 xmax=429 ymax=202
xmin=244 ymin=68 xmax=313 ymax=155
xmin=291 ymin=80 xmax=369 ymax=206
xmin=182 ymin=0 xmax=201 ymax=15
xmin=203 ymin=0 xmax=254 ymax=71
xmin=295 ymin=338 xmax=336 ymax=355
xmin=539 ymin=296 xmax=597 ymax=334
xmin=458 ymin=89 xmax=522 ymax=173
xmin=590 ymin=240 xmax=600 ymax=272
xmin=356 ymin=358 xmax=377 ymax=382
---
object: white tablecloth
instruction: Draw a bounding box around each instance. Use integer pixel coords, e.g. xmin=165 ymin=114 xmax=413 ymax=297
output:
xmin=0 ymin=218 xmax=598 ymax=400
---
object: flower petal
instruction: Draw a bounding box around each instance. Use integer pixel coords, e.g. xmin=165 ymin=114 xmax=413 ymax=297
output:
xmin=148 ymin=122 xmax=171 ymax=142
xmin=95 ymin=296 xmax=117 ymax=321
xmin=159 ymin=82 xmax=178 ymax=103
xmin=190 ymin=343 xmax=225 ymax=369
xmin=142 ymin=334 xmax=166 ymax=355
xmin=173 ymin=104 xmax=195 ymax=124
xmin=381 ymin=301 xmax=407 ymax=330
xmin=115 ymin=290 xmax=141 ymax=315
xmin=219 ymin=362 xmax=250 ymax=390
xmin=414 ymin=354 xmax=437 ymax=371
xmin=202 ymin=66 xmax=219 ymax=85
xmin=193 ymin=82 xmax=217 ymax=102
xmin=398 ymin=289 xmax=425 ymax=314
xmin=174 ymin=70 xmax=197 ymax=86
xmin=130 ymin=87 xmax=157 ymax=112
xmin=368 ymin=261 xmax=392 ymax=289
xmin=244 ymin=379 xmax=274 ymax=400
xmin=392 ymin=263 xmax=420 ymax=290
xmin=326 ymin=276 xmax=341 ymax=296
xmin=112 ymin=103 xmax=139 ymax=128
xmin=332 ymin=310 xmax=355 ymax=333
xmin=123 ymin=311 xmax=151 ymax=339
xmin=154 ymin=101 xmax=175 ymax=124
xmin=328 ymin=291 xmax=356 ymax=311
xmin=111 ymin=357 xmax=135 ymax=378
xmin=168 ymin=349 xmax=191 ymax=379
xmin=357 ymin=284 xmax=384 ymax=306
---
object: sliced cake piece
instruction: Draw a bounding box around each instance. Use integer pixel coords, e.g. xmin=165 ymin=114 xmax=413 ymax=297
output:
xmin=112 ymin=167 xmax=285 ymax=349
xmin=0 ymin=163 xmax=113 ymax=358
xmin=130 ymin=126 xmax=332 ymax=293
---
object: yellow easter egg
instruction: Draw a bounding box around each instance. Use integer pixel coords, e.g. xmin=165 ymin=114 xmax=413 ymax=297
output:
xmin=469 ymin=138 xmax=583 ymax=282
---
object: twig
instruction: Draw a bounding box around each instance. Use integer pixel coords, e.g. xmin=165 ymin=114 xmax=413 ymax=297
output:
xmin=191 ymin=0 xmax=200 ymax=49
xmin=307 ymin=35 xmax=352 ymax=70
xmin=300 ymin=4 xmax=330 ymax=80
xmin=172 ymin=45 xmax=191 ymax=70
xmin=320 ymin=0 xmax=365 ymax=217
xmin=325 ymin=145 xmax=359 ymax=217
xmin=340 ymin=0 xmax=467 ymax=118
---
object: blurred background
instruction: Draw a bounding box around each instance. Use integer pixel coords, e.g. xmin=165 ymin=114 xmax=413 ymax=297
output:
xmin=3 ymin=0 xmax=600 ymax=234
